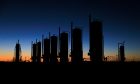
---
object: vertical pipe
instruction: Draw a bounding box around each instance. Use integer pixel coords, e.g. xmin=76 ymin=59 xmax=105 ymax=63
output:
xmin=71 ymin=22 xmax=73 ymax=56
xmin=59 ymin=27 xmax=61 ymax=58
xmin=42 ymin=35 xmax=44 ymax=57
xmin=118 ymin=43 xmax=120 ymax=61
xmin=18 ymin=40 xmax=19 ymax=44
xmin=31 ymin=41 xmax=33 ymax=62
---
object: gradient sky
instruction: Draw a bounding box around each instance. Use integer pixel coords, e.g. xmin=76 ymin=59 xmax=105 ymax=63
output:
xmin=0 ymin=0 xmax=140 ymax=61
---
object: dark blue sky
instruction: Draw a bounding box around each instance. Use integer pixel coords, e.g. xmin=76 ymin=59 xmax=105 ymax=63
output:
xmin=0 ymin=0 xmax=140 ymax=61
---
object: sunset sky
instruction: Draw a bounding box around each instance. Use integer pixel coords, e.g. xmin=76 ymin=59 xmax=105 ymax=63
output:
xmin=0 ymin=0 xmax=140 ymax=61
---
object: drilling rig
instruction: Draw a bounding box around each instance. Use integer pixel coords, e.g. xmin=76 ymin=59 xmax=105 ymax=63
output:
xmin=14 ymin=40 xmax=22 ymax=62
xmin=118 ymin=41 xmax=125 ymax=62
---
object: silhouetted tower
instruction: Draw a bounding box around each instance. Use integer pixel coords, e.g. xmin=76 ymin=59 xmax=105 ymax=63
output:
xmin=71 ymin=27 xmax=83 ymax=64
xmin=42 ymin=33 xmax=51 ymax=64
xmin=118 ymin=42 xmax=125 ymax=62
xmin=31 ymin=42 xmax=37 ymax=62
xmin=15 ymin=40 xmax=21 ymax=62
xmin=89 ymin=15 xmax=104 ymax=63
xmin=50 ymin=35 xmax=58 ymax=64
xmin=31 ymin=40 xmax=41 ymax=63
xmin=59 ymin=28 xmax=68 ymax=64
xmin=37 ymin=41 xmax=41 ymax=63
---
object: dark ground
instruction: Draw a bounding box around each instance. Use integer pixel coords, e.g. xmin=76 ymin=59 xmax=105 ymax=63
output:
xmin=0 ymin=61 xmax=139 ymax=82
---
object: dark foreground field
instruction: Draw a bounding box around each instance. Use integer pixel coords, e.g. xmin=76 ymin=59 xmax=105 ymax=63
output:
xmin=0 ymin=61 xmax=139 ymax=82
xmin=0 ymin=61 xmax=140 ymax=68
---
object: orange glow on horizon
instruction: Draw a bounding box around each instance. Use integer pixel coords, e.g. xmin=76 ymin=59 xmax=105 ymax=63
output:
xmin=0 ymin=50 xmax=139 ymax=62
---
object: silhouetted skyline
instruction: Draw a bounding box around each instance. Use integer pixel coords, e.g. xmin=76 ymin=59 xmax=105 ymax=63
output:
xmin=0 ymin=0 xmax=140 ymax=61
